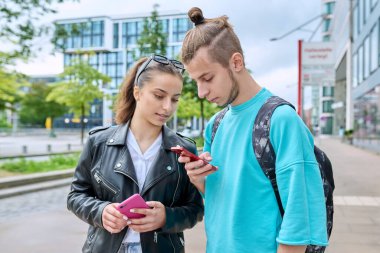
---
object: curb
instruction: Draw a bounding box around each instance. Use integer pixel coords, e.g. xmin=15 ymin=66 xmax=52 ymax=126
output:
xmin=0 ymin=151 xmax=80 ymax=160
xmin=0 ymin=169 xmax=74 ymax=199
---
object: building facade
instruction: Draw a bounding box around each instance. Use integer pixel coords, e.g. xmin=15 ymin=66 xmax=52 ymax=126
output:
xmin=316 ymin=0 xmax=336 ymax=134
xmin=351 ymin=0 xmax=380 ymax=151
xmin=328 ymin=0 xmax=380 ymax=152
xmin=55 ymin=11 xmax=192 ymax=127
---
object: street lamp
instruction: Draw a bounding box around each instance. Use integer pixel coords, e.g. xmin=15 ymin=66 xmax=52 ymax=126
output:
xmin=270 ymin=14 xmax=326 ymax=42
xmin=270 ymin=14 xmax=326 ymax=117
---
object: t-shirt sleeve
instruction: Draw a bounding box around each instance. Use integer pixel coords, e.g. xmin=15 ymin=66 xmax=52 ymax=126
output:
xmin=270 ymin=105 xmax=328 ymax=246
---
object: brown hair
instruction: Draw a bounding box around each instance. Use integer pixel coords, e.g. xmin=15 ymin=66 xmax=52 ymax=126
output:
xmin=114 ymin=57 xmax=183 ymax=124
xmin=181 ymin=7 xmax=244 ymax=67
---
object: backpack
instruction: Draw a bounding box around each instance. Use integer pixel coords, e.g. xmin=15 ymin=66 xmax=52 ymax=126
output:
xmin=211 ymin=96 xmax=334 ymax=253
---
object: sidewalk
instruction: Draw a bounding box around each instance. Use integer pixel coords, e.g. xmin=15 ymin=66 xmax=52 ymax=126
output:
xmin=316 ymin=137 xmax=380 ymax=253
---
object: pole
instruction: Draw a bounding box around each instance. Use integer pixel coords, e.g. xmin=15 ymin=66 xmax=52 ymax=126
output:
xmin=298 ymin=40 xmax=303 ymax=117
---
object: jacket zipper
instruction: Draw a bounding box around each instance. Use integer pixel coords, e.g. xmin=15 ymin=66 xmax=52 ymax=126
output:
xmin=114 ymin=170 xmax=139 ymax=188
xmin=167 ymin=156 xmax=182 ymax=251
xmin=94 ymin=171 xmax=118 ymax=195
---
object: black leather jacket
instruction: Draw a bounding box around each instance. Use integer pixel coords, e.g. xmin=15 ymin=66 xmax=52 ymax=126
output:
xmin=67 ymin=124 xmax=204 ymax=253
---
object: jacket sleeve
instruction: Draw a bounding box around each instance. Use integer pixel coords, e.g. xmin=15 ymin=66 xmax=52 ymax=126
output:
xmin=160 ymin=144 xmax=204 ymax=233
xmin=67 ymin=136 xmax=111 ymax=229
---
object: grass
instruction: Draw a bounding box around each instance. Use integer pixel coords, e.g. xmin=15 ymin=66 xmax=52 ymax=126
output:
xmin=0 ymin=153 xmax=80 ymax=174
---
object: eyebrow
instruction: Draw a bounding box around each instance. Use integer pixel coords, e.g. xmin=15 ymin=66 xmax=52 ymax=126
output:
xmin=196 ymin=72 xmax=211 ymax=81
xmin=155 ymin=88 xmax=181 ymax=97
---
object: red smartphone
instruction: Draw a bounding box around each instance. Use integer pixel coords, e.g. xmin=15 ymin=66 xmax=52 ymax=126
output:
xmin=171 ymin=146 xmax=217 ymax=171
xmin=116 ymin=194 xmax=150 ymax=219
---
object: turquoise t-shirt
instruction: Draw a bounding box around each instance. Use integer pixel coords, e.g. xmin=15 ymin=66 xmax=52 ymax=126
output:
xmin=203 ymin=88 xmax=328 ymax=253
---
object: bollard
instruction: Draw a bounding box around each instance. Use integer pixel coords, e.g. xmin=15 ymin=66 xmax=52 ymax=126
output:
xmin=47 ymin=144 xmax=52 ymax=152
xmin=22 ymin=145 xmax=27 ymax=154
xmin=67 ymin=143 xmax=71 ymax=151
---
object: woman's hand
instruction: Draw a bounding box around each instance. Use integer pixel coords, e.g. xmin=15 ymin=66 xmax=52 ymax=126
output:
xmin=127 ymin=201 xmax=166 ymax=233
xmin=102 ymin=203 xmax=129 ymax=234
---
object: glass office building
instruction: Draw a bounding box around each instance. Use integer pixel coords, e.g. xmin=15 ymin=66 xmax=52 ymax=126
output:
xmin=352 ymin=0 xmax=380 ymax=151
xmin=55 ymin=12 xmax=192 ymax=126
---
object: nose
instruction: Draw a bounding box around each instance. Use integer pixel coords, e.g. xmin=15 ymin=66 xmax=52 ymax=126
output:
xmin=162 ymin=97 xmax=173 ymax=112
xmin=197 ymin=82 xmax=209 ymax=99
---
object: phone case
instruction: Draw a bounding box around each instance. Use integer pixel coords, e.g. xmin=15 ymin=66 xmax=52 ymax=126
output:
xmin=170 ymin=146 xmax=217 ymax=171
xmin=116 ymin=194 xmax=150 ymax=219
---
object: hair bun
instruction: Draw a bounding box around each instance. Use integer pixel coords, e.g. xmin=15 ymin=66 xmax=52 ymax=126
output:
xmin=188 ymin=7 xmax=205 ymax=26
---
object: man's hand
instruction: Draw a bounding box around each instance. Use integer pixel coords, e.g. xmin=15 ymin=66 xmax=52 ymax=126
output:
xmin=178 ymin=152 xmax=216 ymax=194
xmin=127 ymin=201 xmax=166 ymax=233
xmin=102 ymin=203 xmax=129 ymax=234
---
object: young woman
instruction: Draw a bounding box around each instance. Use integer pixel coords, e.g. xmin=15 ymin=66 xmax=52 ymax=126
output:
xmin=67 ymin=55 xmax=204 ymax=253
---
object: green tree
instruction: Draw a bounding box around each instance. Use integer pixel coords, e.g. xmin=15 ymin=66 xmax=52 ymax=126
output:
xmin=19 ymin=82 xmax=68 ymax=128
xmin=133 ymin=4 xmax=167 ymax=59
xmin=0 ymin=68 xmax=26 ymax=111
xmin=179 ymin=73 xmax=220 ymax=135
xmin=0 ymin=0 xmax=77 ymax=66
xmin=47 ymin=58 xmax=111 ymax=144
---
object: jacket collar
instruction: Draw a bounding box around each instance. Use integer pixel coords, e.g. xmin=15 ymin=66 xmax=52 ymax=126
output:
xmin=106 ymin=123 xmax=182 ymax=151
xmin=110 ymin=123 xmax=184 ymax=196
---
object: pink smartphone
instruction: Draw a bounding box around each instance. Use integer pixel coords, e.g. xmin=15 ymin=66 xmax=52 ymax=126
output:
xmin=116 ymin=194 xmax=150 ymax=219
xmin=171 ymin=146 xmax=217 ymax=171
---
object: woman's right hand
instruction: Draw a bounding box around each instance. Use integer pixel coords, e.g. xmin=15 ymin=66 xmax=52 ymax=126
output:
xmin=178 ymin=152 xmax=216 ymax=194
xmin=102 ymin=203 xmax=129 ymax=234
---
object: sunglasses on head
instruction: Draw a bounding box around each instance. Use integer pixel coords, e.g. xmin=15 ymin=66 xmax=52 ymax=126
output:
xmin=135 ymin=54 xmax=185 ymax=84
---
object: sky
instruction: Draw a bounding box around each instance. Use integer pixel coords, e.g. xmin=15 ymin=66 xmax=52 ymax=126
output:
xmin=13 ymin=0 xmax=324 ymax=106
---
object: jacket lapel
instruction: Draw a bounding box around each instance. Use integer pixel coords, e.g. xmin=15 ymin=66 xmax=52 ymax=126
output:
xmin=140 ymin=146 xmax=176 ymax=196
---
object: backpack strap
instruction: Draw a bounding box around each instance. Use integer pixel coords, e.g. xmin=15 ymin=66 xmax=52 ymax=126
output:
xmin=211 ymin=107 xmax=229 ymax=145
xmin=253 ymin=96 xmax=295 ymax=217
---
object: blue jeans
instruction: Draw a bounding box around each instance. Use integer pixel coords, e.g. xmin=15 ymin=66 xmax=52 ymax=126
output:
xmin=119 ymin=242 xmax=142 ymax=253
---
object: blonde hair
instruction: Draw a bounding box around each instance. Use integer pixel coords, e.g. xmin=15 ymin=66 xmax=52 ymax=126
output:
xmin=181 ymin=7 xmax=244 ymax=67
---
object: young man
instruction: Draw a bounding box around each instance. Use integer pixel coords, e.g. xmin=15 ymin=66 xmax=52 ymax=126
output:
xmin=178 ymin=7 xmax=328 ymax=253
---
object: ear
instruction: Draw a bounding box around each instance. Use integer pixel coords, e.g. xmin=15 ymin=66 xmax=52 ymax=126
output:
xmin=133 ymin=85 xmax=140 ymax=101
xmin=229 ymin=53 xmax=244 ymax=73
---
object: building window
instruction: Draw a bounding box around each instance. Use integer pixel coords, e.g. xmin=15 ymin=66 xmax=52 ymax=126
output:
xmin=82 ymin=22 xmax=92 ymax=48
xmin=61 ymin=20 xmax=104 ymax=49
xmin=353 ymin=53 xmax=358 ymax=87
xmin=122 ymin=21 xmax=143 ymax=47
xmin=358 ymin=45 xmax=364 ymax=84
xmin=322 ymin=100 xmax=334 ymax=113
xmin=159 ymin=19 xmax=169 ymax=34
xmin=370 ymin=22 xmax=379 ymax=73
xmin=173 ymin=18 xmax=191 ymax=42
xmin=103 ymin=52 xmax=124 ymax=89
xmin=360 ymin=0 xmax=364 ymax=31
xmin=365 ymin=0 xmax=371 ymax=23
xmin=364 ymin=36 xmax=370 ymax=79
xmin=113 ymin=23 xmax=119 ymax=49
xmin=92 ymin=21 xmax=104 ymax=47
xmin=323 ymin=86 xmax=334 ymax=97
xmin=323 ymin=19 xmax=331 ymax=33
xmin=89 ymin=53 xmax=100 ymax=69
xmin=325 ymin=2 xmax=335 ymax=15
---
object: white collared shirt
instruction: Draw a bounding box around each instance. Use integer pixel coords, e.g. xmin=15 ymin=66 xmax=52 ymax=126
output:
xmin=124 ymin=129 xmax=162 ymax=243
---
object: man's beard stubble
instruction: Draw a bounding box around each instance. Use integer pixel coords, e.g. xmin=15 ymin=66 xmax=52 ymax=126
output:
xmin=222 ymin=70 xmax=239 ymax=107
